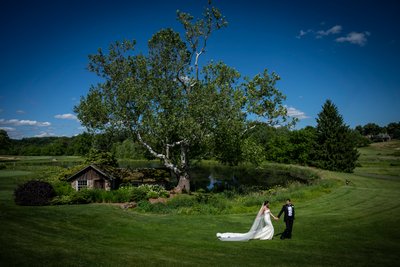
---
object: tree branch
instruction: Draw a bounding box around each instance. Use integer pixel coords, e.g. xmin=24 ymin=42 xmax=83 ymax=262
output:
xmin=242 ymin=125 xmax=256 ymax=136
xmin=136 ymin=131 xmax=182 ymax=175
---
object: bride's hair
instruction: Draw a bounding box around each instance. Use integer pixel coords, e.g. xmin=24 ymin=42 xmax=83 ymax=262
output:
xmin=263 ymin=200 xmax=269 ymax=206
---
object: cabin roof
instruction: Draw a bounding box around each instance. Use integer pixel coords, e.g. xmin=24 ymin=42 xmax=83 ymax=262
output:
xmin=67 ymin=164 xmax=119 ymax=182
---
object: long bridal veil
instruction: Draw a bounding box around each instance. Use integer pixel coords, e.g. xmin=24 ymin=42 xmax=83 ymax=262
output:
xmin=216 ymin=205 xmax=266 ymax=241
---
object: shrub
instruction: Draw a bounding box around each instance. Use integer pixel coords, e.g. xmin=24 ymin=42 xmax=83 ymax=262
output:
xmin=146 ymin=190 xmax=159 ymax=199
xmin=51 ymin=195 xmax=73 ymax=205
xmin=69 ymin=189 xmax=94 ymax=204
xmin=52 ymin=181 xmax=75 ymax=196
xmin=130 ymin=186 xmax=148 ymax=202
xmin=130 ymin=185 xmax=169 ymax=202
xmin=166 ymin=194 xmax=197 ymax=209
xmin=14 ymin=180 xmax=56 ymax=206
xmin=111 ymin=187 xmax=134 ymax=202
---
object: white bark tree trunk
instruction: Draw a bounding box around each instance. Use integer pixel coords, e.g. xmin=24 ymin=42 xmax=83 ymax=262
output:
xmin=136 ymin=131 xmax=191 ymax=193
xmin=175 ymin=172 xmax=190 ymax=193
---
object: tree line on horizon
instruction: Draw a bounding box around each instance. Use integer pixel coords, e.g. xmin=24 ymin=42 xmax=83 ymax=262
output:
xmin=1 ymin=116 xmax=398 ymax=168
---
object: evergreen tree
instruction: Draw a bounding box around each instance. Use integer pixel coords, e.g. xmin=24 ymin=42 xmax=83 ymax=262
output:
xmin=313 ymin=100 xmax=359 ymax=172
xmin=0 ymin=129 xmax=12 ymax=154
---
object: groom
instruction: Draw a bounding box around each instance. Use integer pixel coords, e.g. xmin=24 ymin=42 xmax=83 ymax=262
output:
xmin=277 ymin=199 xmax=295 ymax=239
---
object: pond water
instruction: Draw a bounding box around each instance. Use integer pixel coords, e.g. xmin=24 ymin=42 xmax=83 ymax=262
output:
xmin=120 ymin=160 xmax=308 ymax=191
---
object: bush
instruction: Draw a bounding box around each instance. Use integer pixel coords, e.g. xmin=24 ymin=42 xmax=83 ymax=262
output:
xmin=166 ymin=194 xmax=197 ymax=209
xmin=131 ymin=185 xmax=169 ymax=202
xmin=51 ymin=195 xmax=73 ymax=205
xmin=111 ymin=187 xmax=134 ymax=202
xmin=69 ymin=189 xmax=95 ymax=204
xmin=52 ymin=181 xmax=75 ymax=196
xmin=14 ymin=180 xmax=56 ymax=206
xmin=130 ymin=186 xmax=148 ymax=202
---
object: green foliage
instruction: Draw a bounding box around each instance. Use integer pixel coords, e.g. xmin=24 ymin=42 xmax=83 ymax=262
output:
xmin=354 ymin=122 xmax=400 ymax=142
xmin=14 ymin=180 xmax=56 ymax=206
xmin=84 ymin=148 xmax=118 ymax=167
xmin=52 ymin=180 xmax=75 ymax=196
xmin=287 ymin=127 xmax=316 ymax=165
xmin=51 ymin=184 xmax=170 ymax=205
xmin=133 ymin=176 xmax=334 ymax=215
xmin=56 ymin=164 xmax=87 ymax=181
xmin=313 ymin=100 xmax=359 ymax=172
xmin=247 ymin=124 xmax=315 ymax=166
xmin=129 ymin=186 xmax=148 ymax=202
xmin=386 ymin=122 xmax=400 ymax=139
xmin=265 ymin=127 xmax=292 ymax=163
xmin=5 ymin=134 xmax=93 ymax=156
xmin=113 ymin=139 xmax=146 ymax=159
xmin=0 ymin=129 xmax=12 ymax=154
xmin=241 ymin=138 xmax=265 ymax=166
xmin=351 ymin=129 xmax=371 ymax=147
xmin=362 ymin=122 xmax=382 ymax=136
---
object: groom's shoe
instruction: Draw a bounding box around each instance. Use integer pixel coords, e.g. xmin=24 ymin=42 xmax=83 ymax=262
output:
xmin=280 ymin=235 xmax=285 ymax=240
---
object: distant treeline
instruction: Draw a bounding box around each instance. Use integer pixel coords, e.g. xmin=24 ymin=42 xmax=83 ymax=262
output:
xmin=1 ymin=121 xmax=399 ymax=162
xmin=355 ymin=122 xmax=400 ymax=141
xmin=0 ymin=133 xmax=93 ymax=156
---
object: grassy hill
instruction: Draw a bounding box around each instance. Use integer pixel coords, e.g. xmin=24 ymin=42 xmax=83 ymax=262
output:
xmin=0 ymin=141 xmax=399 ymax=266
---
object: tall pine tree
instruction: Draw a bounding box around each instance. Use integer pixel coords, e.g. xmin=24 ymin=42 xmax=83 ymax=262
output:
xmin=313 ymin=100 xmax=359 ymax=172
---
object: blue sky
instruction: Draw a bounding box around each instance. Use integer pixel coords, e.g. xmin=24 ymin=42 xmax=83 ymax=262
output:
xmin=0 ymin=0 xmax=399 ymax=139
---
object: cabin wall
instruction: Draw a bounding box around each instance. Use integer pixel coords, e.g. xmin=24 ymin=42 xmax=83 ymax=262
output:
xmin=70 ymin=168 xmax=111 ymax=191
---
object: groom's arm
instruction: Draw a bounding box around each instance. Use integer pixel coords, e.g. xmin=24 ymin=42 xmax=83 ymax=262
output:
xmin=277 ymin=205 xmax=285 ymax=218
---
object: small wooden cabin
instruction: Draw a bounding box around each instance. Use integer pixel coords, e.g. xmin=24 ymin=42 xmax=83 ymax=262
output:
xmin=68 ymin=165 xmax=119 ymax=191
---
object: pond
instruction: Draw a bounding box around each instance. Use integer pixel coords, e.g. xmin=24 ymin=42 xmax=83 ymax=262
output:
xmin=120 ymin=160 xmax=312 ymax=191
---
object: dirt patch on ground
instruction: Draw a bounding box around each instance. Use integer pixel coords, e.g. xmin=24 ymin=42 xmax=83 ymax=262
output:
xmin=372 ymin=140 xmax=400 ymax=149
xmin=0 ymin=156 xmax=19 ymax=161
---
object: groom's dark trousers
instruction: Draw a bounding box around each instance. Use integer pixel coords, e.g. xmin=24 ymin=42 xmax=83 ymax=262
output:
xmin=283 ymin=219 xmax=294 ymax=239
xmin=278 ymin=204 xmax=295 ymax=239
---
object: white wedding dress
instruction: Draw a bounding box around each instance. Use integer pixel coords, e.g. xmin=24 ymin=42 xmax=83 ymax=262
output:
xmin=217 ymin=207 xmax=275 ymax=241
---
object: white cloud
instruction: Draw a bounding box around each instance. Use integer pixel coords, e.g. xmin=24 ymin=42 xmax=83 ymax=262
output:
xmin=336 ymin=31 xmax=370 ymax=46
xmin=296 ymin=29 xmax=312 ymax=39
xmin=16 ymin=110 xmax=26 ymax=114
xmin=316 ymin=25 xmax=342 ymax=38
xmin=297 ymin=25 xmax=370 ymax=47
xmin=0 ymin=127 xmax=16 ymax=132
xmin=286 ymin=107 xmax=309 ymax=120
xmin=54 ymin=113 xmax=78 ymax=120
xmin=0 ymin=119 xmax=51 ymax=127
xmin=34 ymin=131 xmax=56 ymax=138
xmin=297 ymin=25 xmax=342 ymax=39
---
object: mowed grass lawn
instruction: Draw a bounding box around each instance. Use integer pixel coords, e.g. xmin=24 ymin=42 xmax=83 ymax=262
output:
xmin=1 ymin=141 xmax=400 ymax=266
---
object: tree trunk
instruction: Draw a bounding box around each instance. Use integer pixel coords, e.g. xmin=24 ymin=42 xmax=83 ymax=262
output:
xmin=136 ymin=132 xmax=191 ymax=193
xmin=175 ymin=172 xmax=190 ymax=193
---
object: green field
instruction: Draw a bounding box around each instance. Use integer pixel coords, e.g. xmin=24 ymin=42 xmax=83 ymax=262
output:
xmin=1 ymin=141 xmax=400 ymax=266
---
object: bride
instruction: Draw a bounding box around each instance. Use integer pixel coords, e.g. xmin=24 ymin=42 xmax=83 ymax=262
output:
xmin=217 ymin=200 xmax=278 ymax=241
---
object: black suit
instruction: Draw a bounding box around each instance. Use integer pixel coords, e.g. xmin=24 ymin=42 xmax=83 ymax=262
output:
xmin=278 ymin=204 xmax=295 ymax=239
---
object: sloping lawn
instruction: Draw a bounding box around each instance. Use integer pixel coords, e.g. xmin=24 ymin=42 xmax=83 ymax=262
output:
xmin=1 ymin=143 xmax=399 ymax=266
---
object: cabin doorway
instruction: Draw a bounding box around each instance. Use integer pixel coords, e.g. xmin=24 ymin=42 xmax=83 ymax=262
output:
xmin=94 ymin=180 xmax=105 ymax=189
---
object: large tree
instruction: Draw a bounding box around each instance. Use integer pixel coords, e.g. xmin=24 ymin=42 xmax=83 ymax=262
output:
xmin=386 ymin=122 xmax=400 ymax=139
xmin=75 ymin=2 xmax=293 ymax=192
xmin=313 ymin=100 xmax=359 ymax=172
xmin=0 ymin=129 xmax=12 ymax=154
xmin=363 ymin=123 xmax=382 ymax=136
